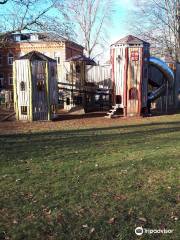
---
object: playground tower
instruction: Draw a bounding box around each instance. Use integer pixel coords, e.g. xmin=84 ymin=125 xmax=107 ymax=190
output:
xmin=13 ymin=51 xmax=58 ymax=121
xmin=110 ymin=35 xmax=150 ymax=116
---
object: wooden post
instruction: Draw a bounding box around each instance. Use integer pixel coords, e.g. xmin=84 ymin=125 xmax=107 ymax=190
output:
xmin=46 ymin=62 xmax=50 ymax=120
xmin=176 ymin=63 xmax=180 ymax=108
xmin=177 ymin=2 xmax=180 ymax=62
xmin=13 ymin=62 xmax=19 ymax=120
xmin=71 ymin=62 xmax=74 ymax=107
xmin=82 ymin=61 xmax=85 ymax=108
xmin=166 ymin=80 xmax=168 ymax=113
xmin=28 ymin=61 xmax=33 ymax=121
xmin=124 ymin=47 xmax=128 ymax=116
xmin=173 ymin=68 xmax=176 ymax=106
xmin=110 ymin=48 xmax=116 ymax=106
xmin=139 ymin=47 xmax=143 ymax=116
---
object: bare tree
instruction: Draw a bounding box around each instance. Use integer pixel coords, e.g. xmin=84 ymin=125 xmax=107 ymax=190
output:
xmin=129 ymin=0 xmax=180 ymax=62
xmin=55 ymin=0 xmax=113 ymax=58
xmin=0 ymin=0 xmax=73 ymax=45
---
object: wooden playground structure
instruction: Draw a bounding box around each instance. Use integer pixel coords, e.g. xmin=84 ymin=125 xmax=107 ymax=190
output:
xmin=0 ymin=35 xmax=180 ymax=121
xmin=13 ymin=51 xmax=58 ymax=121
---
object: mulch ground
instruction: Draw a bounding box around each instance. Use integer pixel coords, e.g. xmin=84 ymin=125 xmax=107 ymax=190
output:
xmin=1 ymin=104 xmax=180 ymax=135
xmin=0 ymin=113 xmax=124 ymax=135
xmin=1 ymin=110 xmax=179 ymax=135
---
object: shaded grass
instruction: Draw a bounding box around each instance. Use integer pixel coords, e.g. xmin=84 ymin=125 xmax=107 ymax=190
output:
xmin=0 ymin=116 xmax=180 ymax=240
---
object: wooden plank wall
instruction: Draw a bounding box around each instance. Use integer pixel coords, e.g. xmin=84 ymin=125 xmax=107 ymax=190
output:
xmin=59 ymin=62 xmax=71 ymax=86
xmin=113 ymin=47 xmax=126 ymax=106
xmin=85 ymin=65 xmax=111 ymax=88
xmin=127 ymin=47 xmax=142 ymax=115
xmin=111 ymin=46 xmax=127 ymax=107
xmin=48 ymin=61 xmax=58 ymax=115
xmin=13 ymin=62 xmax=18 ymax=119
xmin=31 ymin=60 xmax=48 ymax=121
xmin=112 ymin=45 xmax=149 ymax=113
xmin=15 ymin=60 xmax=30 ymax=121
xmin=57 ymin=64 xmax=67 ymax=84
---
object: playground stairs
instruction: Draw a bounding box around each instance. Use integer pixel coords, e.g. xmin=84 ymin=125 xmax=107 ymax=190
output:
xmin=105 ymin=105 xmax=123 ymax=118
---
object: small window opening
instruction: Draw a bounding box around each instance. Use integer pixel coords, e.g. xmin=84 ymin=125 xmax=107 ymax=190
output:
xmin=116 ymin=95 xmax=122 ymax=104
xmin=21 ymin=106 xmax=27 ymax=115
xmin=20 ymin=81 xmax=25 ymax=91
xmin=129 ymin=87 xmax=138 ymax=100
xmin=37 ymin=80 xmax=44 ymax=91
xmin=66 ymin=98 xmax=70 ymax=105
xmin=76 ymin=64 xmax=81 ymax=74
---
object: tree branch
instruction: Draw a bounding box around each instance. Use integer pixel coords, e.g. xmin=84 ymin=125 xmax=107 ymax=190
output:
xmin=0 ymin=0 xmax=8 ymax=4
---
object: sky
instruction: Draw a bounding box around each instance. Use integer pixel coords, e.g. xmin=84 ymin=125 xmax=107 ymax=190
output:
xmin=110 ymin=0 xmax=135 ymax=44
xmin=98 ymin=0 xmax=136 ymax=62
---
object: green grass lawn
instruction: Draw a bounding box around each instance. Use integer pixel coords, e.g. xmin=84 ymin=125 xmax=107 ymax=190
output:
xmin=0 ymin=116 xmax=180 ymax=240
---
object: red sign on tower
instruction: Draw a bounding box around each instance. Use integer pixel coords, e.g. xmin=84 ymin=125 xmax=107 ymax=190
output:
xmin=131 ymin=51 xmax=139 ymax=61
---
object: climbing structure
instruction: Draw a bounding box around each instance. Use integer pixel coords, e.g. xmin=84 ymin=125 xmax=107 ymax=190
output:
xmin=109 ymin=35 xmax=175 ymax=117
xmin=13 ymin=51 xmax=58 ymax=121
xmin=110 ymin=35 xmax=150 ymax=116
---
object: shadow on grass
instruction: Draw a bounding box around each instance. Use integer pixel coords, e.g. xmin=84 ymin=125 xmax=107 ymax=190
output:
xmin=0 ymin=119 xmax=179 ymax=240
xmin=1 ymin=122 xmax=180 ymax=165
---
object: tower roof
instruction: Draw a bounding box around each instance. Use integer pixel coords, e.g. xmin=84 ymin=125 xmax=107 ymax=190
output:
xmin=111 ymin=35 xmax=150 ymax=46
xmin=19 ymin=51 xmax=56 ymax=62
xmin=66 ymin=54 xmax=96 ymax=65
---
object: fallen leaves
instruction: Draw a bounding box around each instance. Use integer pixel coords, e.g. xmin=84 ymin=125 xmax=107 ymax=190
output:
xmin=138 ymin=217 xmax=147 ymax=223
xmin=15 ymin=178 xmax=21 ymax=182
xmin=90 ymin=227 xmax=95 ymax=234
xmin=82 ymin=224 xmax=96 ymax=235
xmin=176 ymin=194 xmax=180 ymax=203
xmin=113 ymin=194 xmax=127 ymax=201
xmin=82 ymin=224 xmax=88 ymax=228
xmin=56 ymin=212 xmax=64 ymax=224
xmin=12 ymin=219 xmax=18 ymax=224
xmin=108 ymin=217 xmax=116 ymax=224
xmin=25 ymin=213 xmax=35 ymax=221
xmin=92 ymin=192 xmax=98 ymax=199
xmin=170 ymin=212 xmax=179 ymax=221
xmin=42 ymin=208 xmax=52 ymax=222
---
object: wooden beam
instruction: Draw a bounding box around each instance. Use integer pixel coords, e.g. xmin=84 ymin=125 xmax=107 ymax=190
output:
xmin=27 ymin=60 xmax=33 ymax=121
xmin=1 ymin=112 xmax=15 ymax=122
xmin=13 ymin=61 xmax=19 ymax=120
xmin=46 ymin=62 xmax=50 ymax=120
